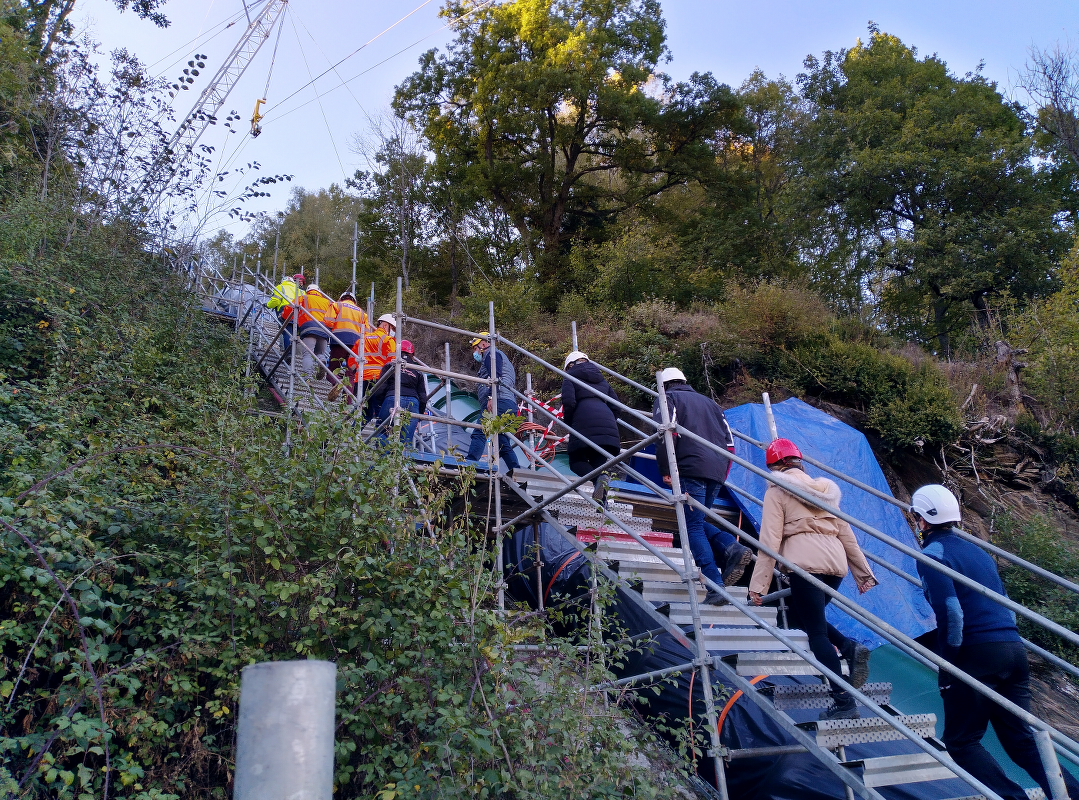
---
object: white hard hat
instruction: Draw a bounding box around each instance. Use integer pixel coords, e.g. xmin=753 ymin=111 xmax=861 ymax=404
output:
xmin=659 ymin=367 xmax=687 ymax=385
xmin=377 ymin=313 xmax=396 ymax=327
xmin=307 ymin=283 xmax=320 ymax=292
xmin=911 ymin=485 xmax=962 ymax=525
xmin=564 ymin=351 xmax=589 ymax=369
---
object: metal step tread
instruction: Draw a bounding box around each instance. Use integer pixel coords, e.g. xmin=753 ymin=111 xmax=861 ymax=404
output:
xmin=726 ymin=651 xmax=822 ymax=676
xmin=771 ymin=681 xmax=891 ymax=710
xmin=702 ymin=628 xmax=810 ymax=653
xmin=848 ymin=751 xmax=956 ymax=788
xmin=806 ymin=713 xmax=937 ymax=748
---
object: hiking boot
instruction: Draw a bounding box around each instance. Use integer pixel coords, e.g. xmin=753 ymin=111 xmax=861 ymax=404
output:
xmin=591 ymin=473 xmax=611 ymax=506
xmin=846 ymin=643 xmax=871 ymax=689
xmin=819 ymin=694 xmax=860 ymax=721
xmin=721 ymin=542 xmax=753 ymax=586
xmin=703 ymin=589 xmax=729 ymax=606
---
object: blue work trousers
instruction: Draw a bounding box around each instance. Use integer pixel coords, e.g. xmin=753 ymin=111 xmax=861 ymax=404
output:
xmin=465 ymin=397 xmax=521 ymax=471
xmin=682 ymin=477 xmax=737 ymax=587
xmin=375 ymin=395 xmax=420 ymax=445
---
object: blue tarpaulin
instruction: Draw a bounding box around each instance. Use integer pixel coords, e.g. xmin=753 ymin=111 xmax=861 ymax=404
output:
xmin=723 ymin=397 xmax=935 ymax=648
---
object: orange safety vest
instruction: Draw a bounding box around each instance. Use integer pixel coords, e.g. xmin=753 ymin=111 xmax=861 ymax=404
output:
xmin=349 ymin=326 xmax=396 ymax=381
xmin=323 ymin=300 xmax=368 ymax=341
xmin=297 ymin=288 xmax=332 ymax=329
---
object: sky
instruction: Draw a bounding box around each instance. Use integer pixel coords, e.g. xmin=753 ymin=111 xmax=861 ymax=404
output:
xmin=75 ymin=0 xmax=1079 ymax=242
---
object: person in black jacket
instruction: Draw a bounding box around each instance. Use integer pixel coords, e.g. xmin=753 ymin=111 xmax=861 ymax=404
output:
xmin=652 ymin=368 xmax=752 ymax=604
xmin=370 ymin=340 xmax=428 ymax=445
xmin=561 ymin=352 xmax=621 ymax=503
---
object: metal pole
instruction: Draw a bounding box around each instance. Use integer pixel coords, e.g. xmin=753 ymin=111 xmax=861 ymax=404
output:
xmin=762 ymin=392 xmax=778 ymax=442
xmin=525 ymin=371 xmax=536 ymax=469
xmin=1035 ymin=730 xmax=1071 ymax=800
xmin=351 ymin=220 xmax=358 ymax=295
xmin=655 ymin=372 xmax=727 ymax=798
xmin=286 ymin=300 xmax=299 ymax=446
xmin=489 ymin=301 xmax=504 ymax=611
xmin=394 ymin=277 xmax=403 ymax=436
xmin=315 ymin=265 xmax=319 ymax=287
xmin=444 ymin=342 xmax=453 ymax=454
xmin=534 ymin=520 xmax=544 ymax=613
xmin=571 ymin=320 xmax=578 ymax=352
xmin=245 ymin=257 xmax=261 ymax=381
xmin=234 ymin=660 xmax=336 ymax=800
xmin=272 ymin=226 xmax=280 ymax=286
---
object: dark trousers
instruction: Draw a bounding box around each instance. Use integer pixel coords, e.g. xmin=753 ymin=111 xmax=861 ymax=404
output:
xmin=788 ymin=573 xmax=853 ymax=698
xmin=682 ymin=477 xmax=738 ymax=587
xmin=569 ymin=444 xmax=618 ymax=478
xmin=465 ymin=397 xmax=521 ymax=471
xmin=940 ymin=641 xmax=1079 ymax=800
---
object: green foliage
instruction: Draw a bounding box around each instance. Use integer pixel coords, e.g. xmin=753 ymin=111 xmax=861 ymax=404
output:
xmin=395 ymin=0 xmax=741 ymax=301
xmin=797 ymin=30 xmax=1071 ymax=354
xmin=994 ymin=513 xmax=1079 ymax=662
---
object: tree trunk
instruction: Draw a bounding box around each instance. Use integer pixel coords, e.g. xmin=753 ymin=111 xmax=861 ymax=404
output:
xmin=972 ymin=291 xmax=991 ymax=330
xmin=449 ymin=224 xmax=458 ymax=300
xmin=995 ymin=340 xmax=1028 ymax=417
xmin=933 ymin=296 xmax=951 ymax=359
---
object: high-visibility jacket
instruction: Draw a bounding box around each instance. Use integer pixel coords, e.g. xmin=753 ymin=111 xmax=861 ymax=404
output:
xmin=349 ymin=326 xmax=396 ymax=381
xmin=297 ymin=288 xmax=332 ymax=335
xmin=323 ymin=300 xmax=368 ymax=347
xmin=267 ymin=279 xmax=301 ymax=321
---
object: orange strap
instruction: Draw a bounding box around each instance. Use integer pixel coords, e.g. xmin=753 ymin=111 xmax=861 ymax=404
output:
xmin=716 ymin=675 xmax=768 ymax=736
xmin=543 ymin=553 xmax=583 ymax=604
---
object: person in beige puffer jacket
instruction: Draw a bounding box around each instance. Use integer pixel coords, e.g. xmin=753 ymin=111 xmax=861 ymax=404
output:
xmin=747 ymin=438 xmax=878 ymax=720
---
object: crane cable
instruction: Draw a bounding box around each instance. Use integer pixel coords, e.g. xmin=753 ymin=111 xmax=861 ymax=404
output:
xmin=287 ymin=9 xmax=347 ymax=179
xmin=259 ymin=0 xmax=495 ymax=129
xmin=250 ymin=8 xmax=286 ymax=136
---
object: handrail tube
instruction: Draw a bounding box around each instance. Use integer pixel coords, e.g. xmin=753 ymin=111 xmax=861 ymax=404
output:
xmin=733 ymin=430 xmax=1079 ymax=597
xmin=596 ymin=659 xmax=696 ymax=690
xmin=674 ymin=422 xmax=1079 ymax=650
xmin=408 ymin=411 xmax=484 ymax=432
xmin=592 ymin=360 xmax=658 ymax=399
xmin=497 ymin=336 xmax=660 ymax=430
xmin=683 ymin=492 xmax=1079 ymax=761
xmin=400 ymin=315 xmax=489 ymax=343
xmin=703 ymin=601 xmax=1005 ymax=800
xmin=497 ymin=431 xmax=664 ymax=532
xmin=408 ymin=362 xmax=485 ymax=386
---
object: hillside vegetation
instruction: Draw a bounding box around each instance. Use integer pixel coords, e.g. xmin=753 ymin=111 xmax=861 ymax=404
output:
xmin=4 ymin=0 xmax=1079 ymax=798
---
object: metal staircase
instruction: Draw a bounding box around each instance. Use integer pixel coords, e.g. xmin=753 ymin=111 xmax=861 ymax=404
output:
xmin=183 ymin=257 xmax=1079 ymax=800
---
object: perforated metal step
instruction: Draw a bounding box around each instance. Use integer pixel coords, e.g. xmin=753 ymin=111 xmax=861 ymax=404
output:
xmin=809 ymin=713 xmax=937 ymax=748
xmin=772 ymin=681 xmax=891 ymax=710
xmin=726 ymin=651 xmax=822 ymax=676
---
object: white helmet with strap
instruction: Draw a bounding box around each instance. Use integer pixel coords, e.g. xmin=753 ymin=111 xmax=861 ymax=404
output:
xmin=377 ymin=313 xmax=396 ymax=328
xmin=564 ymin=351 xmax=588 ymax=369
xmin=911 ymin=484 xmax=961 ymax=525
xmin=659 ymin=367 xmax=686 ymax=385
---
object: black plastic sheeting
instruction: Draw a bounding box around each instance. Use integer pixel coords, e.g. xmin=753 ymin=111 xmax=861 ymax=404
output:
xmin=504 ymin=523 xmax=980 ymax=800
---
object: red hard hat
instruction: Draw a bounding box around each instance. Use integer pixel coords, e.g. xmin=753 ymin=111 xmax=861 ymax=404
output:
xmin=765 ymin=438 xmax=802 ymax=466
xmin=400 ymin=340 xmax=414 ymax=355
xmin=292 ymin=273 xmax=306 ymax=285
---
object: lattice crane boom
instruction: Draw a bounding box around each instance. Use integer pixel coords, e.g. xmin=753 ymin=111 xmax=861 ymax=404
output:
xmin=143 ymin=0 xmax=288 ymax=201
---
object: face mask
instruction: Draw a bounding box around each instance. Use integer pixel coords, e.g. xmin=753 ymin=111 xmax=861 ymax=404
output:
xmin=473 ymin=351 xmax=483 ymax=363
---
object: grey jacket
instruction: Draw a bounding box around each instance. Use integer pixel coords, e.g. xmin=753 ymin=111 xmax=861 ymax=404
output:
xmin=476 ymin=349 xmax=516 ymax=407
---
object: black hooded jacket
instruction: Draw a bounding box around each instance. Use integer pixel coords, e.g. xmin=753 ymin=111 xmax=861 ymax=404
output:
xmin=370 ymin=357 xmax=428 ymax=414
xmin=561 ymin=361 xmax=620 ymax=453
xmin=651 ymin=382 xmax=733 ymax=481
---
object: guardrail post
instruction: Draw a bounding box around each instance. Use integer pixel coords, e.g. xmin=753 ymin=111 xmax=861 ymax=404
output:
xmin=489 ymin=301 xmax=505 ymax=611
xmin=394 ymin=277 xmax=403 ymax=436
xmin=1035 ymin=729 xmax=1071 ymax=800
xmin=762 ymin=392 xmax=778 ymax=442
xmin=234 ymin=660 xmax=336 ymax=800
xmin=656 ymin=372 xmax=728 ymax=799
xmin=444 ymin=342 xmax=453 ymax=453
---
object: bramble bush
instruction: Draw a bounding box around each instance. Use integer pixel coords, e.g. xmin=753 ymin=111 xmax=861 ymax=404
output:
xmin=0 ymin=208 xmax=691 ymax=798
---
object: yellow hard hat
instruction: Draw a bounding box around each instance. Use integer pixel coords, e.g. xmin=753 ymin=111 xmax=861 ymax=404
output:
xmin=469 ymin=332 xmax=489 ymax=347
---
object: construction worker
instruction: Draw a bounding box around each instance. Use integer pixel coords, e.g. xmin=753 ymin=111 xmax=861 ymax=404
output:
xmin=266 ymin=273 xmax=304 ymax=357
xmin=464 ymin=333 xmax=521 ymax=472
xmin=912 ymin=484 xmax=1079 ymax=800
xmin=748 ymin=438 xmax=877 ymax=721
xmin=561 ymin=351 xmax=620 ymax=504
xmin=369 ymin=340 xmax=428 ymax=444
xmin=297 ymin=282 xmax=332 ymax=377
xmin=324 ymin=291 xmax=368 ymax=381
xmin=348 ymin=313 xmax=396 ymax=414
xmin=653 ymin=367 xmax=753 ymax=602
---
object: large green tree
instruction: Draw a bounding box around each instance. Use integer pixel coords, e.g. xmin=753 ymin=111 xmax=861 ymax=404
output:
xmin=797 ymin=30 xmax=1071 ymax=354
xmin=394 ymin=0 xmax=739 ymax=303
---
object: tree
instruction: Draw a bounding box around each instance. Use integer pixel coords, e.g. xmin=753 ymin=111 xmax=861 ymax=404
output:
xmin=1020 ymin=42 xmax=1079 ymax=168
xmin=394 ymin=0 xmax=740 ymax=303
xmin=796 ymin=30 xmax=1070 ymax=355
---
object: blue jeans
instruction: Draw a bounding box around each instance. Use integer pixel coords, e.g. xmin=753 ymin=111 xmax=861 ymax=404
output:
xmin=375 ymin=395 xmax=420 ymax=444
xmin=465 ymin=396 xmax=521 ymax=471
xmin=682 ymin=477 xmax=737 ymax=587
